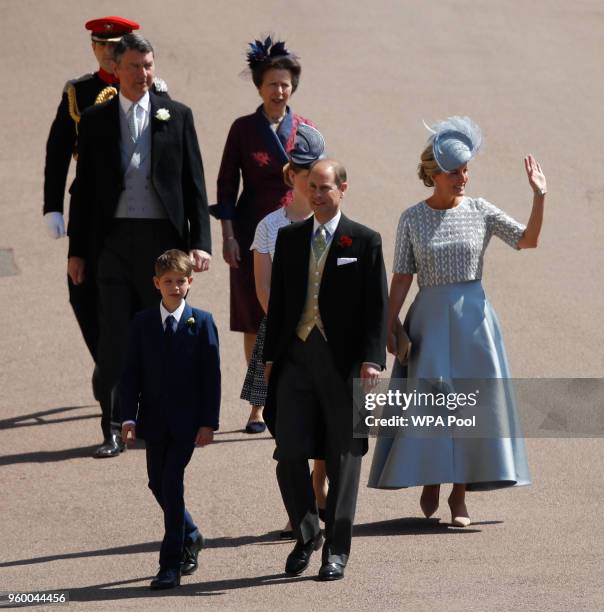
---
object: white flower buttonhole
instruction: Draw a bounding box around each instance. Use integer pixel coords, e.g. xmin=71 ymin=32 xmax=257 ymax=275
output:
xmin=155 ymin=108 xmax=171 ymax=121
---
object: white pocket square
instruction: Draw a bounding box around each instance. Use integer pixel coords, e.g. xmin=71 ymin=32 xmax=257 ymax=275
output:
xmin=337 ymin=257 xmax=357 ymax=266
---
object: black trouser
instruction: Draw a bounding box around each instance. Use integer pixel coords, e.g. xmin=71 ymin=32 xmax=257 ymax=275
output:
xmin=68 ymin=273 xmax=99 ymax=362
xmin=96 ymin=219 xmax=182 ymax=438
xmin=146 ymin=436 xmax=199 ymax=570
xmin=275 ymin=329 xmax=363 ymax=567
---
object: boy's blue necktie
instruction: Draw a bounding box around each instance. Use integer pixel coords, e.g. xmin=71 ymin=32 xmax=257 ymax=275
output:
xmin=165 ymin=315 xmax=176 ymax=336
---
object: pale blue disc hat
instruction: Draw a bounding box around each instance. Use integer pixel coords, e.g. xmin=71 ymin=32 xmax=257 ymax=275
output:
xmin=290 ymin=123 xmax=326 ymax=168
xmin=426 ymin=116 xmax=483 ymax=172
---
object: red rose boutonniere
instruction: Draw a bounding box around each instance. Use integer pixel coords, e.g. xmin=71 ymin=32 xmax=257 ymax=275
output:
xmin=252 ymin=151 xmax=271 ymax=167
xmin=339 ymin=235 xmax=353 ymax=247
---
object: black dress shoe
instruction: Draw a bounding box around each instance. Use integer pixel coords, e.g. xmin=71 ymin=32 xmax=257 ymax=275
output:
xmin=181 ymin=533 xmax=204 ymax=575
xmin=245 ymin=421 xmax=267 ymax=434
xmin=150 ymin=567 xmax=180 ymax=590
xmin=285 ymin=532 xmax=323 ymax=576
xmin=318 ymin=561 xmax=345 ymax=581
xmin=93 ymin=433 xmax=125 ymax=458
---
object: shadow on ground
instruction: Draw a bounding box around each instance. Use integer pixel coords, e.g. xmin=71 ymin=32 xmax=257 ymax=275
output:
xmin=0 ymin=405 xmax=97 ymax=430
xmin=0 ymin=532 xmax=286 ymax=570
xmin=0 ymin=413 xmax=270 ymax=466
xmin=0 ymin=445 xmax=101 ymax=466
xmin=18 ymin=519 xmax=502 ymax=604
xmin=0 ymin=541 xmax=162 ymax=569
xmin=55 ymin=573 xmax=316 ymax=604
xmin=354 ymin=516 xmax=502 ymax=536
xmin=1 ymin=516 xmax=502 ymax=571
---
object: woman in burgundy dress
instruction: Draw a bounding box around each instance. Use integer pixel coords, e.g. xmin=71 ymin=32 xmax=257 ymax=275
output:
xmin=211 ymin=36 xmax=314 ymax=430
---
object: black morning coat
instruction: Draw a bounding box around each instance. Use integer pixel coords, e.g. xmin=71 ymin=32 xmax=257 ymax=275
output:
xmin=263 ymin=213 xmax=389 ymax=452
xmin=44 ymin=71 xmax=169 ymax=215
xmin=67 ymin=91 xmax=211 ymax=261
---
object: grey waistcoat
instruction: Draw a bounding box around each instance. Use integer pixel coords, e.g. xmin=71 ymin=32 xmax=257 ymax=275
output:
xmin=114 ymin=107 xmax=167 ymax=219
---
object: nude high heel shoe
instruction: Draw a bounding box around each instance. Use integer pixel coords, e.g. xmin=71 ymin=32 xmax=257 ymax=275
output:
xmin=420 ymin=485 xmax=440 ymax=518
xmin=448 ymin=498 xmax=471 ymax=527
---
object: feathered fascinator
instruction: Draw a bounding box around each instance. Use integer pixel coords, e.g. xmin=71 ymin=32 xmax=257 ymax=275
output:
xmin=246 ymin=35 xmax=291 ymax=68
xmin=424 ymin=116 xmax=483 ymax=172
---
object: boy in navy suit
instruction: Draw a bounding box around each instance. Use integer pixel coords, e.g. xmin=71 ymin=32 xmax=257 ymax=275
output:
xmin=120 ymin=249 xmax=220 ymax=589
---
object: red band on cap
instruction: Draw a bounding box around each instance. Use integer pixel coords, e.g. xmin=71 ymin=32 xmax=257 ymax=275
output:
xmin=85 ymin=15 xmax=140 ymax=35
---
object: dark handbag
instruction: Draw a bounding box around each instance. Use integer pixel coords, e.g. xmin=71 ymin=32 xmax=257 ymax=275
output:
xmin=395 ymin=318 xmax=411 ymax=365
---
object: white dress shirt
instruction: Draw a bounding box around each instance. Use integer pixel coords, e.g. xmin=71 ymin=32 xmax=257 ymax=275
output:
xmin=312 ymin=210 xmax=341 ymax=247
xmin=160 ymin=299 xmax=186 ymax=330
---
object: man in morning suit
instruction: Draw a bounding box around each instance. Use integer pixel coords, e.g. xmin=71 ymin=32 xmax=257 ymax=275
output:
xmin=44 ymin=17 xmax=169 ymax=394
xmin=68 ymin=34 xmax=211 ymax=458
xmin=263 ymin=159 xmax=388 ymax=580
xmin=120 ymin=250 xmax=220 ymax=589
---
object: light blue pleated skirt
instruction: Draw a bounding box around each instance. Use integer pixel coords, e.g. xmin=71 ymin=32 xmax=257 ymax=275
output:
xmin=368 ymin=280 xmax=530 ymax=491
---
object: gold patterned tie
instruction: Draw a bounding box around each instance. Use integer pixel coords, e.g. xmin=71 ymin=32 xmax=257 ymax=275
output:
xmin=312 ymin=225 xmax=328 ymax=260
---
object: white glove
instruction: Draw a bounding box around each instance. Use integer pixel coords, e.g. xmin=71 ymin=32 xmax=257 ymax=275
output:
xmin=44 ymin=212 xmax=66 ymax=239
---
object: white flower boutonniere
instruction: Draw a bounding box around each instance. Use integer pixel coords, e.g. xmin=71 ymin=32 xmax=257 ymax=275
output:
xmin=155 ymin=108 xmax=170 ymax=121
xmin=152 ymin=76 xmax=169 ymax=93
xmin=186 ymin=317 xmax=196 ymax=328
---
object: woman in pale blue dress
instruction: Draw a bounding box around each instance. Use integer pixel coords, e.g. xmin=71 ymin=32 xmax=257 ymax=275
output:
xmin=367 ymin=117 xmax=547 ymax=526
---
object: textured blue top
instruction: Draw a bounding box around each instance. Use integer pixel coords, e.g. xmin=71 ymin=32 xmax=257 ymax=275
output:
xmin=393 ymin=197 xmax=526 ymax=288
